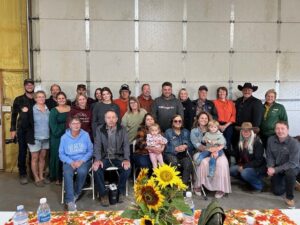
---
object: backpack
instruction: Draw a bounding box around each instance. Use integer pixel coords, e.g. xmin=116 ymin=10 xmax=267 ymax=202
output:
xmin=198 ymin=200 xmax=226 ymax=225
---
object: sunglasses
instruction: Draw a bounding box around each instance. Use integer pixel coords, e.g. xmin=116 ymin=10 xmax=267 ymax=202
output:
xmin=173 ymin=120 xmax=182 ymax=123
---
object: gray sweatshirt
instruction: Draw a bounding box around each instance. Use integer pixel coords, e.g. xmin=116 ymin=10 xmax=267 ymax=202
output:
xmin=151 ymin=95 xmax=184 ymax=131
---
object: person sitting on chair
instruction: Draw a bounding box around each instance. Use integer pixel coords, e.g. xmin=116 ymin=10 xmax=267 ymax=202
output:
xmin=92 ymin=110 xmax=131 ymax=207
xmin=59 ymin=116 xmax=93 ymax=211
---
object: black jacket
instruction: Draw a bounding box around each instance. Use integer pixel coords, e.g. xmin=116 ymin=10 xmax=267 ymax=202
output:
xmin=10 ymin=94 xmax=35 ymax=131
xmin=181 ymin=98 xmax=196 ymax=130
xmin=235 ymin=96 xmax=263 ymax=127
xmin=238 ymin=136 xmax=266 ymax=174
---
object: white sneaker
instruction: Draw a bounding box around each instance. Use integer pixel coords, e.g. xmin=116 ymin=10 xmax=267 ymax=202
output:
xmin=67 ymin=201 xmax=77 ymax=211
xmin=215 ymin=191 xmax=224 ymax=199
xmin=194 ymin=189 xmax=202 ymax=196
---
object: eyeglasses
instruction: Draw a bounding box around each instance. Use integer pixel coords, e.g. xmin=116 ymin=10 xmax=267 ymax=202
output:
xmin=173 ymin=120 xmax=182 ymax=123
xmin=129 ymin=101 xmax=137 ymax=104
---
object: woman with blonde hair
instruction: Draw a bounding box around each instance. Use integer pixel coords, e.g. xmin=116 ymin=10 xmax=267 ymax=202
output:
xmin=178 ymin=88 xmax=196 ymax=130
xmin=230 ymin=122 xmax=266 ymax=192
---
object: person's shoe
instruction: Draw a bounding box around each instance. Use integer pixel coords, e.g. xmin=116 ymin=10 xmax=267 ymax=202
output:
xmin=74 ymin=192 xmax=84 ymax=203
xmin=118 ymin=194 xmax=125 ymax=203
xmin=34 ymin=180 xmax=44 ymax=187
xmin=19 ymin=175 xmax=28 ymax=185
xmin=100 ymin=195 xmax=110 ymax=207
xmin=295 ymin=181 xmax=300 ymax=192
xmin=42 ymin=178 xmax=51 ymax=184
xmin=215 ymin=191 xmax=225 ymax=199
xmin=284 ymin=198 xmax=295 ymax=209
xmin=194 ymin=188 xmax=202 ymax=197
xmin=67 ymin=201 xmax=77 ymax=211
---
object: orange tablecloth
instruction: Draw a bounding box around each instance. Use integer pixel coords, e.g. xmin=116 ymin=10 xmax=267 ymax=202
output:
xmin=4 ymin=209 xmax=297 ymax=225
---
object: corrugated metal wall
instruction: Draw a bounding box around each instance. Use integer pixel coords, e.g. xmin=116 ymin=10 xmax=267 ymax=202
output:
xmin=30 ymin=0 xmax=300 ymax=135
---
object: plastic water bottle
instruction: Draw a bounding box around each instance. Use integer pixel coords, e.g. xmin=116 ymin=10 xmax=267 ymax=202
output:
xmin=13 ymin=205 xmax=28 ymax=225
xmin=183 ymin=191 xmax=194 ymax=225
xmin=37 ymin=198 xmax=51 ymax=225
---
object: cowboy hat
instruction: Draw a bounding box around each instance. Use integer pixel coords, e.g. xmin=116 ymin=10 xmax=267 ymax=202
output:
xmin=238 ymin=82 xmax=258 ymax=92
xmin=235 ymin=122 xmax=260 ymax=134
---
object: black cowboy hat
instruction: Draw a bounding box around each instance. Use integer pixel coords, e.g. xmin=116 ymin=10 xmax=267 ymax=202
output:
xmin=238 ymin=82 xmax=258 ymax=92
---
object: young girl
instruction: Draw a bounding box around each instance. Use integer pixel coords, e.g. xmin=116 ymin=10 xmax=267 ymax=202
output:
xmin=146 ymin=123 xmax=167 ymax=168
xmin=195 ymin=120 xmax=226 ymax=177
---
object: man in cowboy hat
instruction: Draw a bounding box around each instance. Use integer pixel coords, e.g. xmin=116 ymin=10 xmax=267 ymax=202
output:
xmin=266 ymin=121 xmax=300 ymax=208
xmin=232 ymin=83 xmax=263 ymax=160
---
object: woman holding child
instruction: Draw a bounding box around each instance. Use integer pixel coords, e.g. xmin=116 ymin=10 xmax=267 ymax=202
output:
xmin=191 ymin=111 xmax=231 ymax=198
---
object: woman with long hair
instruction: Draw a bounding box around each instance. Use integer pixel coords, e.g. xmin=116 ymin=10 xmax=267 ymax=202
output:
xmin=49 ymin=91 xmax=70 ymax=184
xmin=230 ymin=122 xmax=266 ymax=192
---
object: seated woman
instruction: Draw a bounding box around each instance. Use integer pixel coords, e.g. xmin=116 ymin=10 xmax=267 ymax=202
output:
xmin=59 ymin=116 xmax=93 ymax=211
xmin=164 ymin=114 xmax=193 ymax=186
xmin=191 ymin=112 xmax=231 ymax=198
xmin=133 ymin=113 xmax=160 ymax=171
xmin=231 ymin=122 xmax=266 ymax=191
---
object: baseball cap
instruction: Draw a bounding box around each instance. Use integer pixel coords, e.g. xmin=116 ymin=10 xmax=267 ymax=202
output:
xmin=198 ymin=85 xmax=208 ymax=92
xmin=23 ymin=78 xmax=34 ymax=86
xmin=120 ymin=84 xmax=130 ymax=91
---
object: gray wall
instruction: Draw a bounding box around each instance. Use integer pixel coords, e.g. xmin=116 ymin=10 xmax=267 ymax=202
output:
xmin=30 ymin=0 xmax=300 ymax=135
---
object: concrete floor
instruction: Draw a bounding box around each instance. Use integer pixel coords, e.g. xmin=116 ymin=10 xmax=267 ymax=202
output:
xmin=0 ymin=172 xmax=299 ymax=212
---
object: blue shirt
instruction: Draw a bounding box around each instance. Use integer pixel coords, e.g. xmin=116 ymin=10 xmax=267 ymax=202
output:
xmin=33 ymin=104 xmax=50 ymax=140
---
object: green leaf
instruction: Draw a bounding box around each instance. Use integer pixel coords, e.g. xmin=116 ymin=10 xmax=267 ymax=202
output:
xmin=171 ymin=198 xmax=192 ymax=215
xmin=121 ymin=209 xmax=140 ymax=219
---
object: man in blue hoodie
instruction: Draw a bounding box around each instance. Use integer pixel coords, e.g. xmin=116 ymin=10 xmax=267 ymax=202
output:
xmin=59 ymin=116 xmax=93 ymax=211
xmin=92 ymin=110 xmax=131 ymax=207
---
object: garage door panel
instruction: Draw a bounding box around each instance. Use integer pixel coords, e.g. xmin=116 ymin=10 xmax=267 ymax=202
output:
xmin=40 ymin=20 xmax=85 ymax=50
xmin=234 ymin=23 xmax=277 ymax=51
xmin=232 ymin=53 xmax=277 ymax=81
xmin=139 ymin=22 xmax=182 ymax=51
xmin=281 ymin=0 xmax=300 ymax=22
xmin=187 ymin=23 xmax=230 ymax=51
xmin=281 ymin=24 xmax=300 ymax=52
xmin=90 ymin=52 xmax=135 ymax=81
xmin=90 ymin=21 xmax=134 ymax=51
xmin=139 ymin=0 xmax=183 ymax=21
xmin=90 ymin=0 xmax=134 ymax=20
xmin=280 ymin=53 xmax=300 ymax=81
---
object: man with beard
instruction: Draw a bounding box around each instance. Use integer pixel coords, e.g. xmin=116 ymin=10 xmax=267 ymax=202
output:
xmin=10 ymin=78 xmax=35 ymax=184
xmin=45 ymin=84 xmax=61 ymax=110
xmin=138 ymin=83 xmax=153 ymax=113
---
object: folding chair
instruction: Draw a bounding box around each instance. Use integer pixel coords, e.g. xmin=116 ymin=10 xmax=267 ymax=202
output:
xmin=61 ymin=166 xmax=95 ymax=204
xmin=105 ymin=166 xmax=129 ymax=196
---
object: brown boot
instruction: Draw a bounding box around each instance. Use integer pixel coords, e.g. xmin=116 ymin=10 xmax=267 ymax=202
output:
xmin=284 ymin=198 xmax=295 ymax=209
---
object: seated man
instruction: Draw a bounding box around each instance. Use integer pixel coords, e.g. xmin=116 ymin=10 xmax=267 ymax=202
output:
xmin=93 ymin=110 xmax=131 ymax=207
xmin=266 ymin=121 xmax=300 ymax=208
xmin=59 ymin=116 xmax=93 ymax=211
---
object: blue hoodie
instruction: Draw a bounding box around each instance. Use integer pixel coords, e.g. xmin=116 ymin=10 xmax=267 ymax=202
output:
xmin=59 ymin=129 xmax=93 ymax=164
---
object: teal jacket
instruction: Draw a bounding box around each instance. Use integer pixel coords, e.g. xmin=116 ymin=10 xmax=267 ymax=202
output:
xmin=260 ymin=102 xmax=288 ymax=137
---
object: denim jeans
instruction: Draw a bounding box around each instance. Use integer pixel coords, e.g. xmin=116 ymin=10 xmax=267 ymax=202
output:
xmin=230 ymin=165 xmax=264 ymax=190
xmin=132 ymin=154 xmax=152 ymax=169
xmin=222 ymin=124 xmax=233 ymax=164
xmin=196 ymin=150 xmax=224 ymax=177
xmin=17 ymin=129 xmax=29 ymax=176
xmin=271 ymin=168 xmax=299 ymax=200
xmin=94 ymin=159 xmax=131 ymax=197
xmin=63 ymin=160 xmax=92 ymax=203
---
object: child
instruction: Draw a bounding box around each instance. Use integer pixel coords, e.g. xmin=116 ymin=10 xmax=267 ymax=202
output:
xmin=195 ymin=120 xmax=226 ymax=177
xmin=146 ymin=124 xmax=167 ymax=168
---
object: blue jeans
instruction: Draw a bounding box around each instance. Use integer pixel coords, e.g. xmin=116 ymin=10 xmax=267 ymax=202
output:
xmin=94 ymin=159 xmax=131 ymax=197
xmin=197 ymin=150 xmax=223 ymax=177
xmin=132 ymin=154 xmax=152 ymax=169
xmin=230 ymin=165 xmax=263 ymax=190
xmin=63 ymin=160 xmax=92 ymax=203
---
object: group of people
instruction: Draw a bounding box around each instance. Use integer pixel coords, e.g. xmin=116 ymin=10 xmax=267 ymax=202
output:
xmin=10 ymin=78 xmax=300 ymax=210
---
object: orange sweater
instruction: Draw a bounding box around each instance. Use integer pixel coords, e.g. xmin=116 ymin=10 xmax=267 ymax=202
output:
xmin=213 ymin=99 xmax=236 ymax=123
xmin=114 ymin=98 xmax=128 ymax=119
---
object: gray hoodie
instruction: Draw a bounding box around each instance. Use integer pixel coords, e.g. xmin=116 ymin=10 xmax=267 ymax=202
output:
xmin=151 ymin=94 xmax=184 ymax=131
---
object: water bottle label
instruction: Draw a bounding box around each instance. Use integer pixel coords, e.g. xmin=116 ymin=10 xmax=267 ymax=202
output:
xmin=38 ymin=213 xmax=51 ymax=223
xmin=14 ymin=218 xmax=28 ymax=225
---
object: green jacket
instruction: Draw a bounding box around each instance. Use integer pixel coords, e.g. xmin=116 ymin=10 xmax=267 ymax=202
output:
xmin=260 ymin=102 xmax=288 ymax=137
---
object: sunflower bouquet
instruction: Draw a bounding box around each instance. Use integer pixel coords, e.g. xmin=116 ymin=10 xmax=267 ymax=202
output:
xmin=121 ymin=164 xmax=192 ymax=225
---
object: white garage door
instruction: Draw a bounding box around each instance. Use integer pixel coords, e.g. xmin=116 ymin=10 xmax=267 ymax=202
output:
xmin=30 ymin=0 xmax=300 ymax=135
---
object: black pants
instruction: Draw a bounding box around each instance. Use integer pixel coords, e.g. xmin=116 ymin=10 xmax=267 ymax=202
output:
xmin=164 ymin=153 xmax=192 ymax=185
xmin=17 ymin=129 xmax=29 ymax=176
xmin=271 ymin=168 xmax=300 ymax=200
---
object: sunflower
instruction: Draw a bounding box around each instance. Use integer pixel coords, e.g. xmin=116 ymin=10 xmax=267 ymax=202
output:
xmin=140 ymin=215 xmax=154 ymax=225
xmin=140 ymin=180 xmax=164 ymax=211
xmin=153 ymin=164 xmax=182 ymax=188
xmin=136 ymin=168 xmax=149 ymax=184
